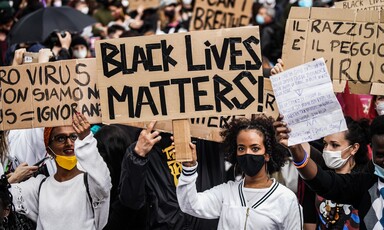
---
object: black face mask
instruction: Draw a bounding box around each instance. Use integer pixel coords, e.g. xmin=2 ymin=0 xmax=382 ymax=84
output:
xmin=237 ymin=154 xmax=265 ymax=177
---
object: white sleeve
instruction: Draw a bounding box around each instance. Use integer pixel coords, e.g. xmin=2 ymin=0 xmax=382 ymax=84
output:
xmin=176 ymin=163 xmax=225 ymax=219
xmin=74 ymin=133 xmax=112 ymax=199
xmin=283 ymin=196 xmax=303 ymax=230
xmin=8 ymin=128 xmax=46 ymax=166
xmin=10 ymin=175 xmax=46 ymax=222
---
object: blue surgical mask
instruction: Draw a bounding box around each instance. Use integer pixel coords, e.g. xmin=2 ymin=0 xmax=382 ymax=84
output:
xmin=373 ymin=160 xmax=384 ymax=179
xmin=298 ymin=0 xmax=312 ymax=7
xmin=256 ymin=14 xmax=265 ymax=25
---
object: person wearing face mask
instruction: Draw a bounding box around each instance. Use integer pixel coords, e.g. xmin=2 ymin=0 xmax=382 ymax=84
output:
xmin=253 ymin=5 xmax=284 ymax=66
xmin=70 ymin=35 xmax=90 ymax=59
xmin=157 ymin=0 xmax=188 ymax=34
xmin=368 ymin=95 xmax=384 ymax=122
xmin=8 ymin=113 xmax=111 ymax=230
xmin=275 ymin=113 xmax=384 ymax=229
xmin=313 ymin=117 xmax=370 ymax=229
xmin=177 ymin=115 xmax=303 ymax=229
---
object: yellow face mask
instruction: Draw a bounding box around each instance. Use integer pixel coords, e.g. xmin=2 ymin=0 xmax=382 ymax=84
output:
xmin=55 ymin=154 xmax=77 ymax=170
xmin=48 ymin=147 xmax=77 ymax=170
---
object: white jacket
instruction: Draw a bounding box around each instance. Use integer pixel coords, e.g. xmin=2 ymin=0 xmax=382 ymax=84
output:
xmin=10 ymin=132 xmax=112 ymax=230
xmin=177 ymin=164 xmax=303 ymax=230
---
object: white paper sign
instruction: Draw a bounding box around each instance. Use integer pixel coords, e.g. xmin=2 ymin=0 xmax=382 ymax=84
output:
xmin=270 ymin=58 xmax=347 ymax=146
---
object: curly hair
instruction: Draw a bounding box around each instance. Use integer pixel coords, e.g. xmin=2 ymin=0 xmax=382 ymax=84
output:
xmin=220 ymin=115 xmax=287 ymax=175
xmin=344 ymin=117 xmax=370 ymax=168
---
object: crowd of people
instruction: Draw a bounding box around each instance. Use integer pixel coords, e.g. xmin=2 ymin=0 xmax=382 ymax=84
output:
xmin=0 ymin=0 xmax=384 ymax=229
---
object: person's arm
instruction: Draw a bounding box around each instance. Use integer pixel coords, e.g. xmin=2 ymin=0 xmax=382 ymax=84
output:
xmin=274 ymin=115 xmax=366 ymax=204
xmin=119 ymin=142 xmax=149 ymax=209
xmin=52 ymin=31 xmax=72 ymax=60
xmin=73 ymin=113 xmax=112 ymax=199
xmin=7 ymin=162 xmax=38 ymax=183
xmin=119 ymin=121 xmax=161 ymax=209
xmin=176 ymin=141 xmax=224 ymax=219
xmin=177 ymin=162 xmax=225 ymax=219
xmin=10 ymin=174 xmax=46 ymax=222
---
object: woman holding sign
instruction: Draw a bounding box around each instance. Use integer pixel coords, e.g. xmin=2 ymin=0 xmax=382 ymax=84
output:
xmin=271 ymin=59 xmax=372 ymax=230
xmin=176 ymin=115 xmax=303 ymax=229
xmin=8 ymin=113 xmax=111 ymax=230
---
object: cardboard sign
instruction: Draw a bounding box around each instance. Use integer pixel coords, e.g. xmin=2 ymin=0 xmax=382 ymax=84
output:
xmin=95 ymin=26 xmax=273 ymax=124
xmin=172 ymin=119 xmax=193 ymax=161
xmin=189 ymin=0 xmax=253 ymax=31
xmin=270 ymin=58 xmax=347 ymax=146
xmin=282 ymin=7 xmax=384 ymax=94
xmin=128 ymin=0 xmax=159 ymax=12
xmin=126 ymin=111 xmax=279 ymax=143
xmin=0 ymin=58 xmax=101 ymax=130
xmin=335 ymin=0 xmax=384 ymax=11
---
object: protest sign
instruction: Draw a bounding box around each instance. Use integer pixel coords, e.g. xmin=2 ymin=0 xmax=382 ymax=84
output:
xmin=126 ymin=113 xmax=277 ymax=142
xmin=128 ymin=0 xmax=159 ymax=12
xmin=0 ymin=58 xmax=101 ymax=130
xmin=335 ymin=0 xmax=384 ymax=11
xmin=270 ymin=58 xmax=347 ymax=146
xmin=95 ymin=26 xmax=275 ymax=125
xmin=172 ymin=119 xmax=193 ymax=161
xmin=282 ymin=7 xmax=384 ymax=95
xmin=189 ymin=0 xmax=253 ymax=30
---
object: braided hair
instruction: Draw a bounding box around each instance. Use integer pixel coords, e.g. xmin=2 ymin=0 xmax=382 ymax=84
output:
xmin=220 ymin=114 xmax=287 ymax=175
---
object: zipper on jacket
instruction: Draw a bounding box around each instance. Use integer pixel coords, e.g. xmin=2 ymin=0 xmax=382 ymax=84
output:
xmin=244 ymin=207 xmax=250 ymax=230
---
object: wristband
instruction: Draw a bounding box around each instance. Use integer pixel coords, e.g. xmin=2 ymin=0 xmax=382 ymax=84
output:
xmin=293 ymin=150 xmax=308 ymax=167
xmin=295 ymin=157 xmax=309 ymax=169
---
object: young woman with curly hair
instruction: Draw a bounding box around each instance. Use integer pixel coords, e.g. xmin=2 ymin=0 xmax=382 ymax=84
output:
xmin=176 ymin=115 xmax=303 ymax=229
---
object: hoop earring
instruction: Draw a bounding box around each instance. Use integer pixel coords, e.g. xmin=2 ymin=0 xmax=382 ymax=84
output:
xmin=3 ymin=216 xmax=8 ymax=224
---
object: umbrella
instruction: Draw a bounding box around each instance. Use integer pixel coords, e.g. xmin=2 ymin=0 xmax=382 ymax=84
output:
xmin=9 ymin=6 xmax=97 ymax=45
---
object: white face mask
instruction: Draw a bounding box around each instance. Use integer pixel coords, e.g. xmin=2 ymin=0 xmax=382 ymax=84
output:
xmin=322 ymin=145 xmax=352 ymax=169
xmin=80 ymin=7 xmax=89 ymax=14
xmin=376 ymin=101 xmax=384 ymax=115
xmin=73 ymin=49 xmax=87 ymax=59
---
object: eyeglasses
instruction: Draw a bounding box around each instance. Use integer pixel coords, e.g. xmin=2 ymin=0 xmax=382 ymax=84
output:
xmin=51 ymin=134 xmax=78 ymax=144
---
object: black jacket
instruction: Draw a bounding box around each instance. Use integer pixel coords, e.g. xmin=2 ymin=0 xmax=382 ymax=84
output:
xmin=119 ymin=131 xmax=223 ymax=230
xmin=305 ymin=165 xmax=378 ymax=230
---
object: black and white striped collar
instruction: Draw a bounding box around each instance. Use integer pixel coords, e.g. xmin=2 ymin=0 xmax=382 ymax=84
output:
xmin=238 ymin=178 xmax=279 ymax=208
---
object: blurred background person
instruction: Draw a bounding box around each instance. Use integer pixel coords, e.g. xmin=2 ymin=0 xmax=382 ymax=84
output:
xmin=253 ymin=5 xmax=284 ymax=67
xmin=157 ymin=0 xmax=188 ymax=34
xmin=70 ymin=35 xmax=90 ymax=58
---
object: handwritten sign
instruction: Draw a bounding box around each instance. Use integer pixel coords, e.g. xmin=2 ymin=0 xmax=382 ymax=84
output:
xmin=0 ymin=58 xmax=101 ymax=130
xmin=335 ymin=0 xmax=384 ymax=11
xmin=189 ymin=0 xmax=253 ymax=31
xmin=95 ymin=26 xmax=273 ymax=124
xmin=282 ymin=7 xmax=384 ymax=94
xmin=270 ymin=58 xmax=347 ymax=146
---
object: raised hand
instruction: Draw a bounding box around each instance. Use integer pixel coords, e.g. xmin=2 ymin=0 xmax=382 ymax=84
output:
xmin=273 ymin=114 xmax=290 ymax=148
xmin=134 ymin=121 xmax=162 ymax=157
xmin=270 ymin=58 xmax=285 ymax=75
xmin=72 ymin=112 xmax=91 ymax=140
